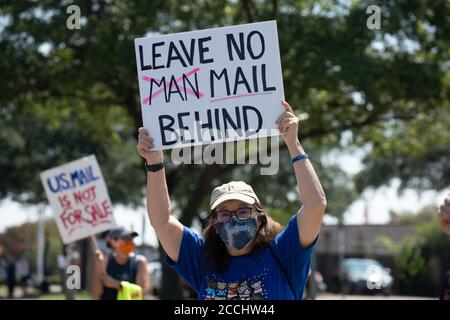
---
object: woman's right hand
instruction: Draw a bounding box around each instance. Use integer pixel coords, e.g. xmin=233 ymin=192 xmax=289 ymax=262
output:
xmin=137 ymin=127 xmax=163 ymax=164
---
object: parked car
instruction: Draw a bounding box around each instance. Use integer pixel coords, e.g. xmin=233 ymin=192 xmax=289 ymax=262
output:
xmin=341 ymin=258 xmax=393 ymax=295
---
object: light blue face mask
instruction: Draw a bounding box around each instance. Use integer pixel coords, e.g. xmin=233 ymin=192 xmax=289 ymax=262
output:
xmin=215 ymin=216 xmax=259 ymax=250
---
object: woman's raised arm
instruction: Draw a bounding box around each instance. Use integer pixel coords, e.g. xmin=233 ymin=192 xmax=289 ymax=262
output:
xmin=137 ymin=127 xmax=184 ymax=262
xmin=276 ymin=101 xmax=327 ymax=248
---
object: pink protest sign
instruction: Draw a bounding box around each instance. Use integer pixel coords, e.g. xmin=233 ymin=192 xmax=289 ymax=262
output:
xmin=134 ymin=20 xmax=285 ymax=150
xmin=40 ymin=155 xmax=116 ymax=244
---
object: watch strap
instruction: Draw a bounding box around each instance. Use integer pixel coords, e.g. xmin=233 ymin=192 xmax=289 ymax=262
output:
xmin=145 ymin=161 xmax=164 ymax=172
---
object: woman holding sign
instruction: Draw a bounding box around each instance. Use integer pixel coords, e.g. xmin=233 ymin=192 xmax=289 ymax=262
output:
xmin=137 ymin=101 xmax=326 ymax=300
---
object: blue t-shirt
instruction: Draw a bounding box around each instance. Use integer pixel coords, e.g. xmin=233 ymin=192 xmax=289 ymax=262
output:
xmin=167 ymin=215 xmax=316 ymax=300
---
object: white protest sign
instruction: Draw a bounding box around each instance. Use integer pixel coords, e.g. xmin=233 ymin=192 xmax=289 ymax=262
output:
xmin=134 ymin=20 xmax=285 ymax=150
xmin=40 ymin=155 xmax=116 ymax=244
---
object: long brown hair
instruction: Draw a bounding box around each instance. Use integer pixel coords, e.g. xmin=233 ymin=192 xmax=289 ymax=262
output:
xmin=202 ymin=203 xmax=283 ymax=274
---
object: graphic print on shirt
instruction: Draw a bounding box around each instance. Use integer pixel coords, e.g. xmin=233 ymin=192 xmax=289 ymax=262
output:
xmin=204 ymin=274 xmax=266 ymax=300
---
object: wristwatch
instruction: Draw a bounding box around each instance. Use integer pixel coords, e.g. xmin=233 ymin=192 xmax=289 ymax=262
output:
xmin=145 ymin=161 xmax=164 ymax=172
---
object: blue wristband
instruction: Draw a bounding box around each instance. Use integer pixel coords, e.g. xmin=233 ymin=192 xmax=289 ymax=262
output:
xmin=292 ymin=153 xmax=309 ymax=164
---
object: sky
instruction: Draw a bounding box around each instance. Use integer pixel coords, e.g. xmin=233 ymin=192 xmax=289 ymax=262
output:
xmin=321 ymin=150 xmax=450 ymax=225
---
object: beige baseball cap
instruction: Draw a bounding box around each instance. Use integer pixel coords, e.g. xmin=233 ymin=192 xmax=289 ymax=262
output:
xmin=210 ymin=181 xmax=260 ymax=211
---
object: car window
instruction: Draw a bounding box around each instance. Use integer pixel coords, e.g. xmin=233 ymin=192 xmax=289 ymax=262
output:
xmin=344 ymin=259 xmax=384 ymax=274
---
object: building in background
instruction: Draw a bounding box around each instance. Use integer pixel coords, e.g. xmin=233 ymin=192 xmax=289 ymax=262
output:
xmin=315 ymin=224 xmax=414 ymax=293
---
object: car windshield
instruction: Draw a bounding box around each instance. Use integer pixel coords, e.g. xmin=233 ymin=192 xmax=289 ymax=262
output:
xmin=344 ymin=259 xmax=384 ymax=276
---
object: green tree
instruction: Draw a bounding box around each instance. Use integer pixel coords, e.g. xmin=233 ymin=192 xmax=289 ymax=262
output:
xmin=0 ymin=218 xmax=62 ymax=278
xmin=395 ymin=220 xmax=450 ymax=296
xmin=380 ymin=206 xmax=450 ymax=296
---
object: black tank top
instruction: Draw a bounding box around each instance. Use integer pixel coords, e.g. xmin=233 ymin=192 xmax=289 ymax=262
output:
xmin=100 ymin=254 xmax=140 ymax=300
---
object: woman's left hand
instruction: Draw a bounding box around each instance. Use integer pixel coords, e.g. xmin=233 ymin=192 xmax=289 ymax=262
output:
xmin=276 ymin=101 xmax=299 ymax=147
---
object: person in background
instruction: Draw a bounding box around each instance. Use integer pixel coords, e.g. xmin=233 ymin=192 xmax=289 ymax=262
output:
xmin=438 ymin=192 xmax=450 ymax=300
xmin=90 ymin=227 xmax=150 ymax=300
xmin=15 ymin=255 xmax=31 ymax=298
xmin=0 ymin=245 xmax=6 ymax=298
xmin=6 ymin=257 xmax=16 ymax=299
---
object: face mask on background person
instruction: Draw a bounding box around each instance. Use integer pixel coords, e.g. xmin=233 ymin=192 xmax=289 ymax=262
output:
xmin=106 ymin=227 xmax=139 ymax=254
xmin=118 ymin=241 xmax=135 ymax=255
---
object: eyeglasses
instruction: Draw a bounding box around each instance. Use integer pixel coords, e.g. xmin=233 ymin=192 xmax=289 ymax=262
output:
xmin=214 ymin=207 xmax=260 ymax=223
